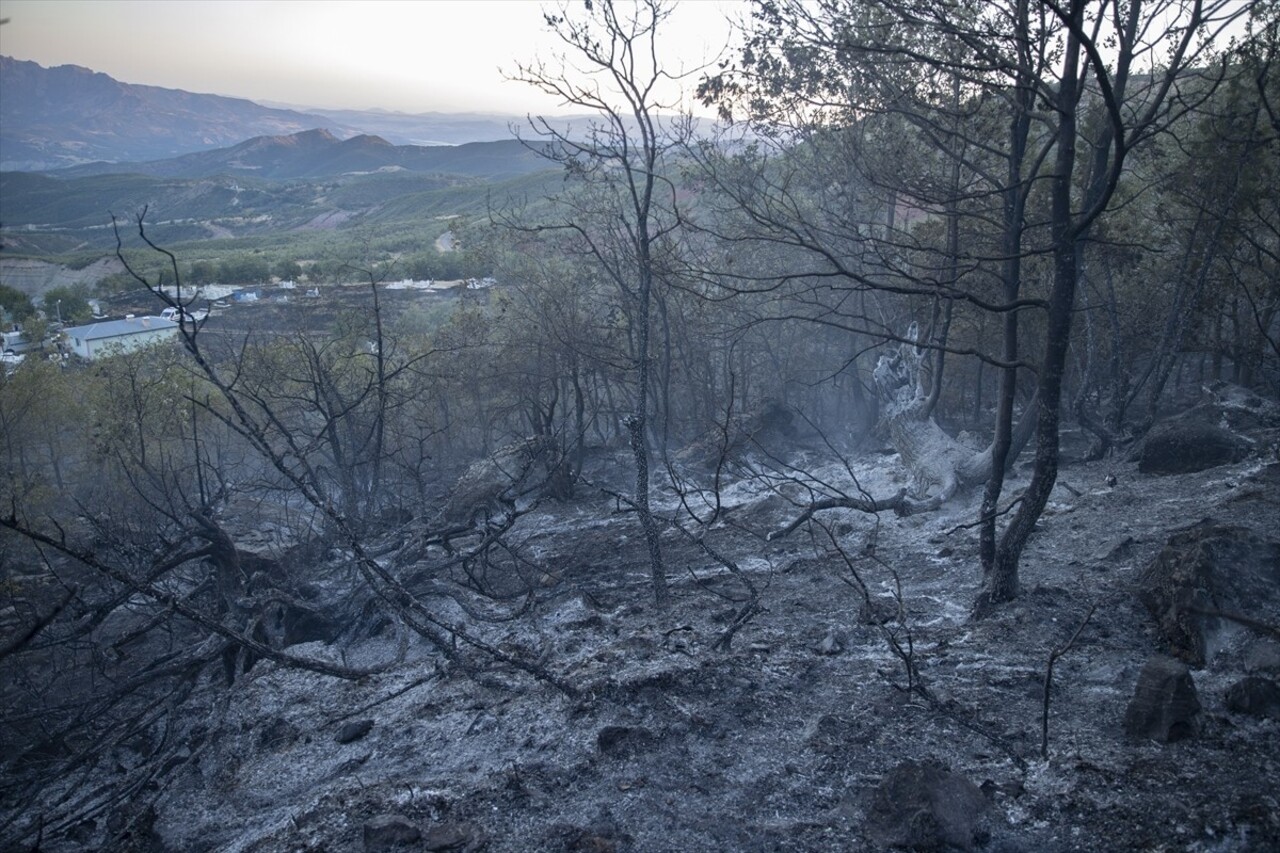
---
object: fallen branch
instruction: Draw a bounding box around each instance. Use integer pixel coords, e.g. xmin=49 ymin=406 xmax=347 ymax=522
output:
xmin=1188 ymin=605 xmax=1280 ymax=641
xmin=769 ymin=489 xmax=910 ymax=540
xmin=113 ymin=211 xmax=580 ymax=701
xmin=0 ymin=584 xmax=78 ymax=662
xmin=945 ymin=495 xmax=1024 ymax=536
xmin=0 ymin=515 xmax=380 ymax=681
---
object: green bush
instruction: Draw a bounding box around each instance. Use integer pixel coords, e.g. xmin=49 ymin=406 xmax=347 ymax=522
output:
xmin=0 ymin=284 xmax=37 ymax=321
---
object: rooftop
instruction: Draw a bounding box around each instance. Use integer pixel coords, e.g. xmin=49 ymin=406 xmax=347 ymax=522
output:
xmin=63 ymin=316 xmax=179 ymax=341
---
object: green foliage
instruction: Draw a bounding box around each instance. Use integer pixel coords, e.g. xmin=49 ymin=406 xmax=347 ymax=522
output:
xmin=392 ymin=299 xmax=460 ymax=336
xmin=275 ymin=259 xmax=303 ymax=281
xmin=0 ymin=284 xmax=36 ymax=321
xmin=186 ymin=260 xmax=219 ymax=285
xmin=402 ymin=249 xmax=473 ymax=281
xmin=42 ymin=285 xmax=92 ymax=324
xmin=96 ymin=272 xmax=139 ymax=294
xmin=217 ymin=254 xmax=271 ymax=284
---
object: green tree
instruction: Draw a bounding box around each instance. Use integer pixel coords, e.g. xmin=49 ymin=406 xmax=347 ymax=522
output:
xmin=217 ymin=254 xmax=270 ymax=284
xmin=275 ymin=259 xmax=303 ymax=281
xmin=0 ymin=284 xmax=36 ymax=321
xmin=42 ymin=285 xmax=91 ymax=324
xmin=187 ymin=259 xmax=218 ymax=285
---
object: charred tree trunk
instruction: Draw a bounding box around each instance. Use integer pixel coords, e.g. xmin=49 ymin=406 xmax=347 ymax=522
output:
xmin=775 ymin=325 xmax=1035 ymax=538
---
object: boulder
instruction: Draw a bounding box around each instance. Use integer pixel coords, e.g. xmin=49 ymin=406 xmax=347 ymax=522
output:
xmin=1225 ymin=676 xmax=1280 ymax=719
xmin=596 ymin=725 xmax=655 ymax=759
xmin=422 ymin=821 xmax=475 ymax=851
xmin=255 ymin=598 xmax=342 ymax=649
xmin=1124 ymin=655 xmax=1201 ymax=742
xmin=1135 ymin=521 xmax=1280 ymax=666
xmin=1244 ymin=641 xmax=1280 ymax=674
xmin=438 ymin=437 xmax=553 ymax=526
xmin=335 ymin=719 xmax=374 ymax=744
xmin=865 ymin=760 xmax=992 ymax=851
xmin=1135 ymin=412 xmax=1249 ymax=475
xmin=363 ymin=814 xmax=421 ymax=850
xmin=1201 ymin=381 xmax=1280 ymax=433
xmin=676 ymin=398 xmax=801 ymax=472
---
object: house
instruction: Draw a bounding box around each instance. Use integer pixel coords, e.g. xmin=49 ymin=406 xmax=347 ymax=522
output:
xmin=2 ymin=326 xmax=35 ymax=353
xmin=62 ymin=315 xmax=179 ymax=360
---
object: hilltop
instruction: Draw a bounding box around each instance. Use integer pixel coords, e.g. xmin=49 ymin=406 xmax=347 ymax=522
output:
xmin=0 ymin=56 xmax=356 ymax=170
xmin=48 ymin=129 xmax=551 ymax=182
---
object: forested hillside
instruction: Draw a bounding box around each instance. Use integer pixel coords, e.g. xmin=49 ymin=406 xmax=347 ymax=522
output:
xmin=2 ymin=1 xmax=1278 ymax=851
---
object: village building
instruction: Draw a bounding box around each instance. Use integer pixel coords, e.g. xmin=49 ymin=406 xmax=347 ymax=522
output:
xmin=62 ymin=315 xmax=179 ymax=360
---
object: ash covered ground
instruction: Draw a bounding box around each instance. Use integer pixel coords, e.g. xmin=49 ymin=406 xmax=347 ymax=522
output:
xmin=7 ymin=422 xmax=1280 ymax=852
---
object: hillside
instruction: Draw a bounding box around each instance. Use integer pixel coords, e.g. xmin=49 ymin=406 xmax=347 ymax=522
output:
xmin=0 ymin=56 xmax=357 ymax=170
xmin=49 ymin=130 xmax=552 ymax=182
xmin=0 ymin=130 xmax=561 ymax=258
xmin=3 ymin=399 xmax=1278 ymax=850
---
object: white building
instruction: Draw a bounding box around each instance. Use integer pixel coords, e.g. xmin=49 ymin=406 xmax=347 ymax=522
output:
xmin=63 ymin=316 xmax=179 ymax=360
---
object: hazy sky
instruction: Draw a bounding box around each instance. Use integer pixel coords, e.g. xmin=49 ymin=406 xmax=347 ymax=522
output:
xmin=0 ymin=0 xmax=745 ymax=115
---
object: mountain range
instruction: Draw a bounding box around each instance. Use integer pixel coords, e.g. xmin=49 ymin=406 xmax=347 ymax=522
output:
xmin=0 ymin=56 xmax=538 ymax=171
xmin=0 ymin=56 xmax=355 ymax=170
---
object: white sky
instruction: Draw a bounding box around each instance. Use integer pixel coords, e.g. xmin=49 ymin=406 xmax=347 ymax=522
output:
xmin=0 ymin=0 xmax=746 ymax=116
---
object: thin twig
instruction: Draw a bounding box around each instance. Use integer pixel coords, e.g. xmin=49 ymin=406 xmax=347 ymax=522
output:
xmin=1042 ymin=603 xmax=1097 ymax=761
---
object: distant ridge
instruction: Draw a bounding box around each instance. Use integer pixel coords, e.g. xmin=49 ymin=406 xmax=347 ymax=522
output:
xmin=0 ymin=55 xmax=357 ymax=170
xmin=277 ymin=106 xmax=529 ymax=147
xmin=49 ymin=130 xmax=551 ymax=181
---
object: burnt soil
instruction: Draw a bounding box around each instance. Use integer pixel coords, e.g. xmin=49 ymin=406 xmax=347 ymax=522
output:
xmin=11 ymin=445 xmax=1280 ymax=852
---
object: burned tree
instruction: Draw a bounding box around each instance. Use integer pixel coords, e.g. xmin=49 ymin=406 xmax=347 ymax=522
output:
xmin=509 ymin=0 xmax=699 ymax=607
xmin=701 ymin=0 xmax=1246 ymax=610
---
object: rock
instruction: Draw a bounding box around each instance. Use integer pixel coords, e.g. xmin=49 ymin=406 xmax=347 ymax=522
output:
xmin=596 ymin=725 xmax=654 ymax=758
xmin=1092 ymin=535 xmax=1134 ymax=564
xmin=422 ymin=821 xmax=474 ymax=851
xmin=336 ymin=719 xmax=374 ymax=744
xmin=258 ymin=716 xmax=298 ymax=751
xmin=675 ymin=398 xmax=801 ymax=471
xmin=1224 ymin=676 xmax=1280 ymax=719
xmin=1244 ymin=641 xmax=1280 ymax=674
xmin=363 ymin=814 xmax=421 ymax=850
xmin=1124 ymin=655 xmax=1201 ymax=742
xmin=865 ymin=760 xmax=992 ymax=851
xmin=437 ymin=437 xmax=553 ymax=526
xmin=815 ymin=628 xmax=845 ymax=655
xmin=1135 ymin=521 xmax=1280 ymax=667
xmin=1202 ymin=381 xmax=1280 ymax=432
xmin=1135 ymin=414 xmax=1249 ymax=475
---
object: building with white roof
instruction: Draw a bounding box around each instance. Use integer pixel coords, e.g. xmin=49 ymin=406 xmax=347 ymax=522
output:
xmin=62 ymin=316 xmax=180 ymax=361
